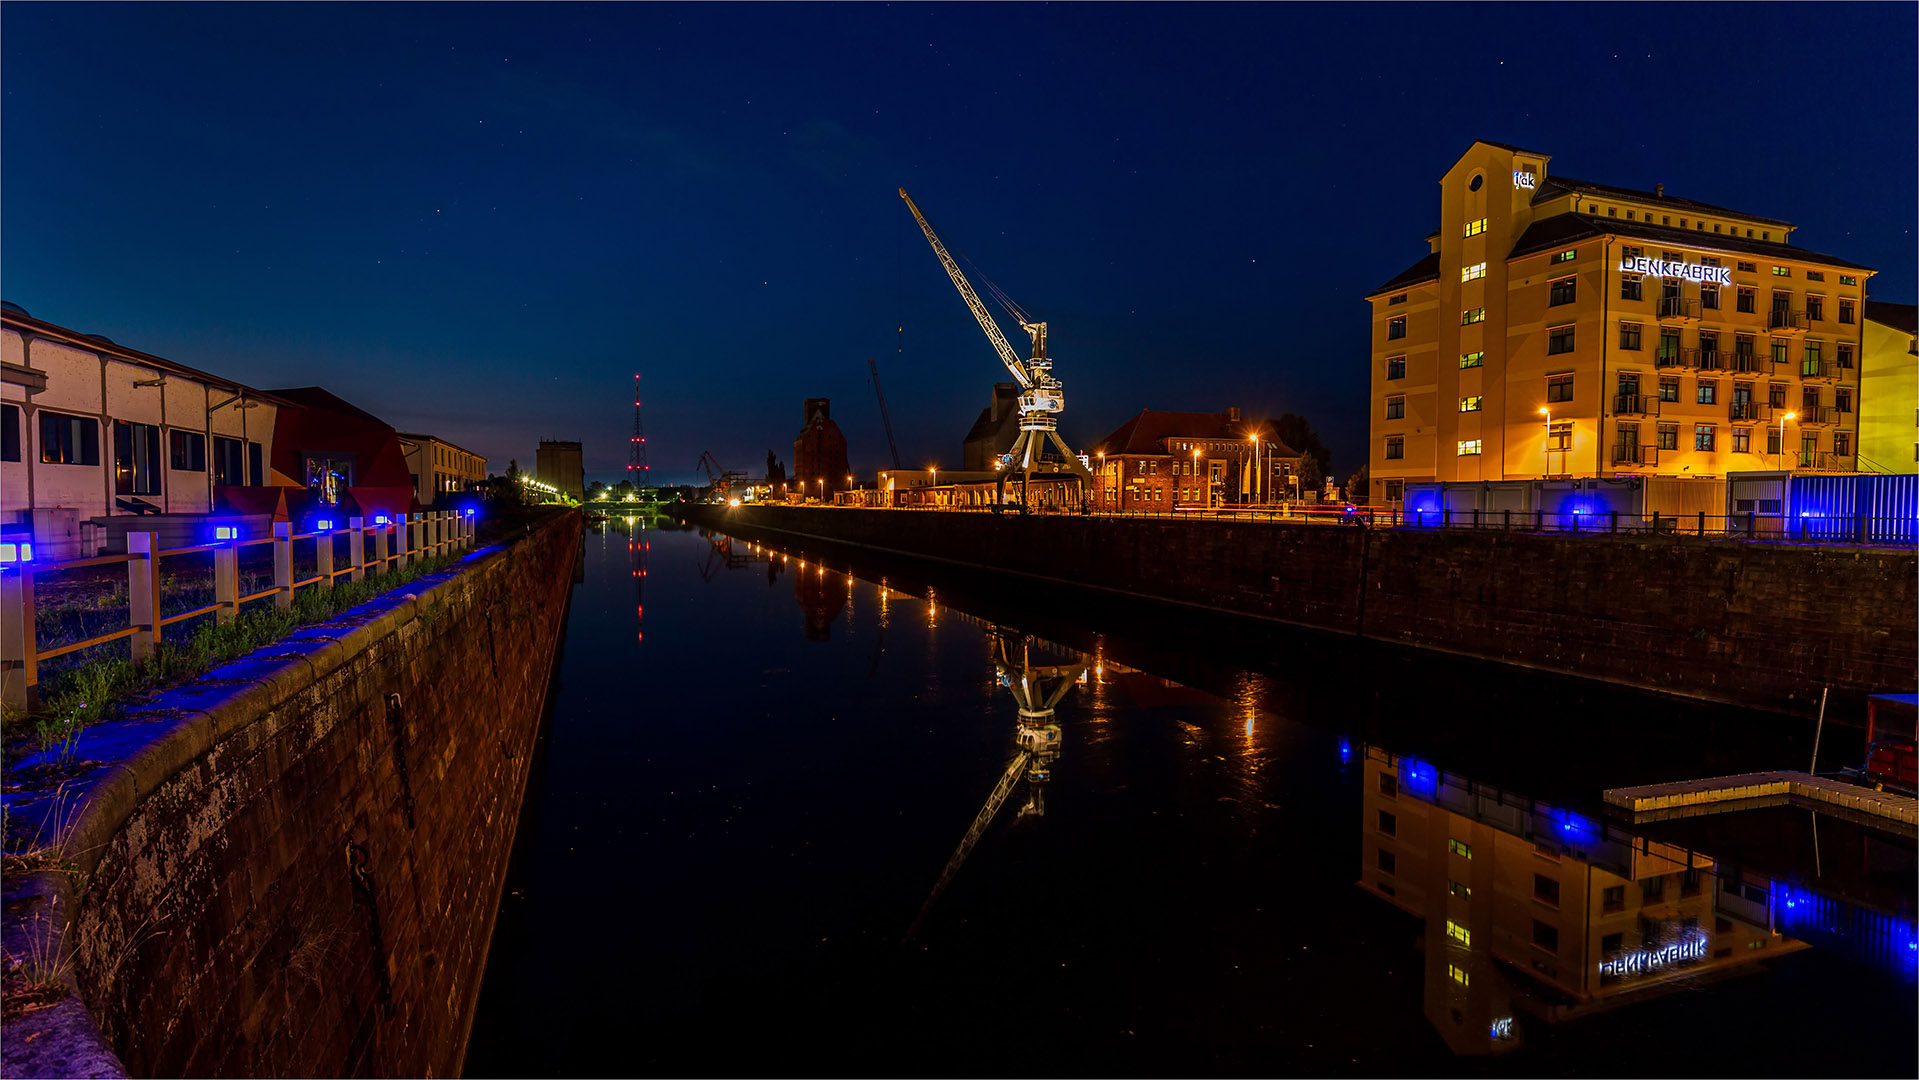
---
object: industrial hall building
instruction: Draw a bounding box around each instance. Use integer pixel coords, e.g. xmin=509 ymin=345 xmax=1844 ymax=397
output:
xmin=1365 ymin=141 xmax=1877 ymax=509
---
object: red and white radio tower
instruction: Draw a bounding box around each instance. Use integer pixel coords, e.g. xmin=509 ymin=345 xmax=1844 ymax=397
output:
xmin=628 ymin=374 xmax=649 ymax=487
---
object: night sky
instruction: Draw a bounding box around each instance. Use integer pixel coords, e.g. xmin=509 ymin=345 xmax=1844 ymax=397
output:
xmin=4 ymin=4 xmax=1913 ymax=484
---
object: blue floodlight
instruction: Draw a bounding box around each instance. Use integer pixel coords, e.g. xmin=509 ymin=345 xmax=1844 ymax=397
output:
xmin=0 ymin=541 xmax=33 ymax=563
xmin=213 ymin=526 xmax=240 ymax=542
xmin=316 ymin=518 xmax=334 ymax=531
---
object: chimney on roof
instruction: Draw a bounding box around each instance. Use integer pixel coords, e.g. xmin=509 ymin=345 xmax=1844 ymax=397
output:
xmin=1227 ymin=406 xmax=1240 ymax=423
xmin=1655 ymin=183 xmax=1665 ymax=198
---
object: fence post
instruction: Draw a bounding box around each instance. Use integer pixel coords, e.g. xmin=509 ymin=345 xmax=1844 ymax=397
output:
xmin=1697 ymin=510 xmax=1706 ymax=535
xmin=129 ymin=530 xmax=163 ymax=660
xmin=1443 ymin=508 xmax=1451 ymax=528
xmin=373 ymin=521 xmax=390 ymax=576
xmin=1 ymin=565 xmax=39 ymax=710
xmin=1746 ymin=511 xmax=1755 ymax=539
xmin=316 ymin=524 xmax=335 ymax=590
xmin=1610 ymin=510 xmax=1618 ymax=534
xmin=1570 ymin=513 xmax=1579 ymax=535
xmin=272 ymin=522 xmax=294 ymax=610
xmin=214 ymin=542 xmax=239 ymax=624
xmin=349 ymin=517 xmax=366 ymax=581
xmin=1651 ymin=511 xmax=1661 ymax=534
xmin=1535 ymin=508 xmax=1543 ymax=531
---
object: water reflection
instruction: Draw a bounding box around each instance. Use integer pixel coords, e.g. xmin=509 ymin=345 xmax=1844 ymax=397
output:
xmin=1356 ymin=743 xmax=1916 ymax=1056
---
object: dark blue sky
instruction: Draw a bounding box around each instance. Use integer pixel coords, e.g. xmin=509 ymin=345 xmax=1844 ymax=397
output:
xmin=5 ymin=4 xmax=1913 ymax=484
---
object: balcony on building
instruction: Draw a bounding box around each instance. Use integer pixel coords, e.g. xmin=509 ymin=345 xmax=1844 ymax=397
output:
xmin=1658 ymin=348 xmax=1690 ymax=370
xmin=1611 ymin=442 xmax=1649 ymax=466
xmin=1798 ymin=406 xmax=1839 ymax=426
xmin=1656 ymin=296 xmax=1700 ymax=323
xmin=1612 ymin=393 xmax=1652 ymax=417
xmin=1797 ymin=450 xmax=1853 ymax=472
xmin=1768 ymin=308 xmax=1808 ymax=334
xmin=1729 ymin=351 xmax=1765 ymax=374
xmin=1799 ymin=359 xmax=1837 ymax=383
xmin=1729 ymin=402 xmax=1763 ymax=423
xmin=1695 ymin=348 xmax=1726 ymax=373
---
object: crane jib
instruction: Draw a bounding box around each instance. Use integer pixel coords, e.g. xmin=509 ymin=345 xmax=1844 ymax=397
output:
xmin=898 ymin=189 xmax=1034 ymax=391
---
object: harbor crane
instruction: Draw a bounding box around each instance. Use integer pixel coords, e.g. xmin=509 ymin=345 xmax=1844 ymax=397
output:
xmin=869 ymin=353 xmax=902 ymax=469
xmin=898 ymin=189 xmax=1095 ymax=506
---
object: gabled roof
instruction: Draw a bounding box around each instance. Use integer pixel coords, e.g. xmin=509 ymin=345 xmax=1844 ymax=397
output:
xmin=1091 ymin=409 xmax=1297 ymax=458
xmin=1 ymin=307 xmax=296 ymax=406
xmin=1507 ymin=214 xmax=1873 ymax=272
xmin=1532 ymin=175 xmax=1792 ymax=228
xmin=1475 ymin=140 xmax=1551 ymax=158
xmin=395 ymin=432 xmax=486 ymax=460
xmin=1369 ymin=251 xmax=1441 ymax=297
xmin=1865 ymin=301 xmax=1917 ymax=335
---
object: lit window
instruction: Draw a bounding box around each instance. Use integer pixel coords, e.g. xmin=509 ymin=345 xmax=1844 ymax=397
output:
xmin=1460 ymin=351 xmax=1484 ymax=368
xmin=1461 ymin=307 xmax=1486 ymax=325
xmin=1550 ymin=249 xmax=1577 ymax=264
xmin=1695 ymin=425 xmax=1716 ymax=452
xmin=1839 ymin=275 xmax=1858 ymax=286
xmin=1463 ymin=218 xmax=1487 ymax=237
xmin=1461 ymin=262 xmax=1487 ymax=282
xmin=1457 ymin=440 xmax=1481 ymax=456
xmin=1446 ymin=920 xmax=1472 ymax=946
xmin=1772 ymin=266 xmax=1790 ymax=277
xmin=1459 ymin=396 xmax=1482 ymax=413
xmin=1449 ymin=839 xmax=1473 ymax=859
xmin=1697 ymin=381 xmax=1717 ymax=405
xmin=1449 ymin=879 xmax=1472 ymax=899
xmin=1449 ymin=964 xmax=1470 ymax=986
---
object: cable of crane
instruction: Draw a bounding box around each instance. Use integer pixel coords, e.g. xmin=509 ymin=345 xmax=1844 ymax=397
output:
xmin=958 ymin=250 xmax=1031 ymax=328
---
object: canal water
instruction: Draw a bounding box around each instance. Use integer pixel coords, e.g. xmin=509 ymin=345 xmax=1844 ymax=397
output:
xmin=466 ymin=518 xmax=1916 ymax=1077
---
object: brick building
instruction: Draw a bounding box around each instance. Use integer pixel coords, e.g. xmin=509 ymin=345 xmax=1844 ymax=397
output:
xmin=1087 ymin=407 xmax=1302 ymax=513
xmin=793 ymin=398 xmax=850 ymax=499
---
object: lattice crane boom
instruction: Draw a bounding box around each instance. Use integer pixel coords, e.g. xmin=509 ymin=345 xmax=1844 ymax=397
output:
xmin=869 ymin=355 xmax=902 ymax=469
xmin=898 ymin=188 xmax=1034 ymax=390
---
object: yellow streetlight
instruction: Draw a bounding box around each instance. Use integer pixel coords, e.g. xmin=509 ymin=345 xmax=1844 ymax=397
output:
xmin=1193 ymin=447 xmax=1204 ymax=509
xmin=1777 ymin=411 xmax=1796 ymax=470
xmin=1538 ymin=407 xmax=1552 ymax=476
xmin=1248 ymin=433 xmax=1261 ymax=505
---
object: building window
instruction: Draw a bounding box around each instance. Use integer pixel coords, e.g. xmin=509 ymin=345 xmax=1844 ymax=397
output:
xmin=1701 ymin=284 xmax=1720 ymax=310
xmin=1533 ymin=874 xmax=1561 ymax=907
xmin=1806 ymin=295 xmax=1824 ymax=321
xmin=1769 ymin=382 xmax=1788 ymax=409
xmin=1386 ymin=355 xmax=1406 ymax=380
xmin=1772 ymin=266 xmax=1790 ymax=277
xmin=1385 ymin=480 xmax=1403 ymax=502
xmin=1621 ymin=246 xmax=1642 ymax=260
xmin=1378 ymin=810 xmax=1397 ymax=836
xmin=1551 ymin=249 xmax=1576 ymax=264
xmin=1548 ymin=326 xmax=1576 ymax=355
xmin=1805 ymin=270 xmax=1824 ymax=282
xmin=114 ymin=421 xmax=163 ymax=497
xmin=1449 ymin=879 xmax=1472 ymax=899
xmin=1837 ymin=343 xmax=1854 ymax=369
xmin=1460 ymin=351 xmax=1484 ymax=369
xmin=1625 ymin=210 xmax=1635 ymax=221
xmin=1446 ymin=920 xmax=1472 ymax=946
xmin=1385 ymin=395 xmax=1405 ymax=420
xmin=1772 ymin=337 xmax=1791 ymax=366
xmin=1548 ymin=421 xmax=1571 ymax=450
xmin=1384 ymin=437 xmax=1404 ymax=460
xmin=1459 ymin=396 xmax=1482 ymax=413
xmin=1461 ymin=307 xmax=1486 ymax=325
xmin=1657 ymin=424 xmax=1679 ymax=451
xmin=1803 ymin=387 xmax=1822 ymax=414
xmin=1802 ymin=341 xmax=1824 ymax=375
xmin=1461 ymin=262 xmax=1487 ymax=282
xmin=1835 ymin=431 xmax=1851 ymax=457
xmin=40 ymin=411 xmax=101 ymax=466
xmin=1618 ymin=322 xmax=1642 ymax=350
xmin=1449 ymin=839 xmax=1473 ymax=859
xmin=1603 ymin=885 xmax=1626 ymax=912
xmin=1695 ymin=425 xmax=1716 ymax=452
xmin=1549 ymin=277 xmax=1577 ymax=306
xmin=169 ymin=429 xmax=206 ymax=471
xmin=1696 ymin=381 xmax=1717 ymax=406
xmin=1620 ymin=275 xmax=1643 ymax=301
xmin=0 ymin=404 xmax=18 ymax=462
xmin=1449 ymin=964 xmax=1470 ymax=986
xmin=1389 ymin=293 xmax=1407 ymax=305
xmin=1377 ymin=849 xmax=1396 ymax=875
xmin=1836 ymin=388 xmax=1852 ymax=413
xmin=1387 ymin=315 xmax=1406 ymax=340
xmin=1839 ymin=298 xmax=1855 ymax=324
xmin=1658 ymin=376 xmax=1680 ymax=403
xmin=1464 ymin=218 xmax=1487 ymax=237
xmin=1457 ymin=440 xmax=1482 ymax=457
xmin=1379 ymin=773 xmax=1398 ymax=797
xmin=1547 ymin=374 xmax=1573 ymax=403
xmin=1732 ymin=428 xmax=1752 ymax=454
xmin=212 ymin=436 xmax=246 ymax=486
xmin=1736 ymin=287 xmax=1757 ymax=313
xmin=1532 ymin=920 xmax=1559 ymax=953
xmin=1609 ymin=207 xmax=1617 ymax=218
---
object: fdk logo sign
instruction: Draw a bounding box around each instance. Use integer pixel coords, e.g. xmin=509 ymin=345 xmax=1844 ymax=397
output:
xmin=1618 ymin=255 xmax=1732 ymax=284
xmin=1513 ymin=170 xmax=1536 ymax=190
xmin=1597 ymin=934 xmax=1710 ymax=979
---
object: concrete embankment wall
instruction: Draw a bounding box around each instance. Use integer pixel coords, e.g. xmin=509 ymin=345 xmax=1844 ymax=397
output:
xmin=2 ymin=510 xmax=581 ymax=1078
xmin=691 ymin=506 xmax=1915 ymax=715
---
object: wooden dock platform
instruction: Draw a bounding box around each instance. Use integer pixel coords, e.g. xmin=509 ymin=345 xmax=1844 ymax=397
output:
xmin=1603 ymin=771 xmax=1918 ymax=826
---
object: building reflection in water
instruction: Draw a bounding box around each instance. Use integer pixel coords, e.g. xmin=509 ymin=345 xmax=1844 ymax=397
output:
xmin=794 ymin=556 xmax=851 ymax=641
xmin=1356 ymin=744 xmax=1811 ymax=1055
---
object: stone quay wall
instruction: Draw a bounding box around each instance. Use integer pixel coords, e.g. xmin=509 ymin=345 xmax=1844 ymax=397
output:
xmin=689 ymin=506 xmax=1915 ymax=716
xmin=2 ymin=509 xmax=581 ymax=1077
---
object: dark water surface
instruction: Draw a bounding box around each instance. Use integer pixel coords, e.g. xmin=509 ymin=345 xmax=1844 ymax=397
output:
xmin=465 ymin=520 xmax=1916 ymax=1077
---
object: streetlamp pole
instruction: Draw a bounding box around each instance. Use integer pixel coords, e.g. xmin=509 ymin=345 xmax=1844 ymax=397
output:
xmin=1538 ymin=407 xmax=1551 ymax=477
xmin=1096 ymin=451 xmax=1106 ymax=514
xmin=1249 ymin=434 xmax=1261 ymax=506
xmin=1193 ymin=448 xmax=1204 ymax=509
xmin=1776 ymin=411 xmax=1795 ymax=471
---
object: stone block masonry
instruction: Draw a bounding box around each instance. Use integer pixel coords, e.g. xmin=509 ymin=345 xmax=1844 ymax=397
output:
xmin=689 ymin=507 xmax=1915 ymax=717
xmin=2 ymin=509 xmax=581 ymax=1078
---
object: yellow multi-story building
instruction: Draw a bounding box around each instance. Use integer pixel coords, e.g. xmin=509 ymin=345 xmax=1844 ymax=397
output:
xmin=1366 ymin=141 xmax=1876 ymax=508
xmin=1860 ymin=302 xmax=1916 ymax=472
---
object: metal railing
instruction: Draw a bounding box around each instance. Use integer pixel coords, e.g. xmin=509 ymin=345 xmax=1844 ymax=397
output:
xmin=1798 ymin=406 xmax=1839 ymax=426
xmin=1657 ymin=349 xmax=1688 ymax=370
xmin=1392 ymin=506 xmax=1913 ymax=544
xmin=1799 ymin=359 xmax=1836 ymax=381
xmin=1769 ymin=309 xmax=1806 ymax=332
xmin=1656 ymin=296 xmax=1699 ymax=321
xmin=1613 ymin=393 xmax=1652 ymax=417
xmin=1 ymin=511 xmax=475 ymax=709
xmin=1796 ymin=450 xmax=1855 ymax=472
xmin=1696 ymin=349 xmax=1726 ymax=372
xmin=1730 ymin=402 xmax=1762 ymax=421
xmin=1729 ymin=352 xmax=1765 ymax=373
xmin=1610 ymin=443 xmax=1646 ymax=465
